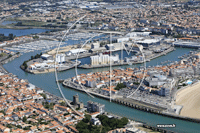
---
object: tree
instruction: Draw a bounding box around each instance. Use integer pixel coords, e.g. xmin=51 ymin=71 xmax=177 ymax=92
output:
xmin=0 ymin=110 xmax=5 ymax=115
xmin=82 ymin=114 xmax=91 ymax=123
xmin=64 ymin=112 xmax=69 ymax=116
xmin=120 ymin=117 xmax=128 ymax=126
xmin=24 ymin=64 xmax=28 ymax=69
xmin=17 ymin=125 xmax=21 ymax=128
xmin=76 ymin=121 xmax=88 ymax=131
xmin=8 ymin=33 xmax=14 ymax=40
xmin=33 ymin=35 xmax=39 ymax=40
xmin=60 ymin=102 xmax=65 ymax=106
xmin=40 ymin=93 xmax=47 ymax=99
xmin=23 ymin=116 xmax=27 ymax=122
xmin=114 ymin=83 xmax=126 ymax=90
xmin=24 ymin=126 xmax=30 ymax=130
xmin=0 ymin=83 xmax=4 ymax=86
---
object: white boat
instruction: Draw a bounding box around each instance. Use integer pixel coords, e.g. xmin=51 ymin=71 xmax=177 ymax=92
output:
xmin=128 ymin=62 xmax=133 ymax=65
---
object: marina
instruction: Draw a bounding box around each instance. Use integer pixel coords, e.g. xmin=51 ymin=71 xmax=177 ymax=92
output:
xmin=4 ymin=40 xmax=61 ymax=53
xmin=1 ymin=28 xmax=200 ymax=132
xmin=3 ymin=43 xmax=200 ymax=132
xmin=63 ymin=32 xmax=101 ymax=40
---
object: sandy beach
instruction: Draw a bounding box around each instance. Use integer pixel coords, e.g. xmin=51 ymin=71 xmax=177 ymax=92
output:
xmin=176 ymin=81 xmax=200 ymax=119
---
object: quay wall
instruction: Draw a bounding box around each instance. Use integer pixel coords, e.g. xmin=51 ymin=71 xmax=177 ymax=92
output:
xmin=79 ymin=47 xmax=175 ymax=69
xmin=63 ymin=80 xmax=200 ymax=124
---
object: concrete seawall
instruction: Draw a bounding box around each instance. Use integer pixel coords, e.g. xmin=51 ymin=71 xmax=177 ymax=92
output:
xmin=62 ymin=80 xmax=200 ymax=124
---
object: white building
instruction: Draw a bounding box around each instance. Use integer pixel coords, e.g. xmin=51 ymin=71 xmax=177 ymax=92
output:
xmin=66 ymin=49 xmax=87 ymax=56
xmin=41 ymin=54 xmax=53 ymax=60
xmin=91 ymin=118 xmax=101 ymax=125
xmin=86 ymin=79 xmax=97 ymax=88
xmin=117 ymin=37 xmax=130 ymax=43
xmin=126 ymin=32 xmax=151 ymax=37
xmin=56 ymin=54 xmax=65 ymax=63
xmin=90 ymin=53 xmax=119 ymax=65
xmin=29 ymin=62 xmax=53 ymax=70
xmin=91 ymin=42 xmax=100 ymax=49
xmin=26 ymin=83 xmax=35 ymax=90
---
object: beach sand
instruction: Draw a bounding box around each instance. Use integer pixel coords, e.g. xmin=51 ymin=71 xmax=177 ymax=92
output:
xmin=176 ymin=81 xmax=200 ymax=119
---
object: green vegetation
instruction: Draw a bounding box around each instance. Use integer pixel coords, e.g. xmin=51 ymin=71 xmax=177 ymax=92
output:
xmin=15 ymin=20 xmax=47 ymax=27
xmin=76 ymin=114 xmax=128 ymax=133
xmin=64 ymin=112 xmax=69 ymax=116
xmin=82 ymin=114 xmax=92 ymax=123
xmin=133 ymin=82 xmax=140 ymax=85
xmin=0 ymin=33 xmax=15 ymax=42
xmin=0 ymin=110 xmax=5 ymax=115
xmin=76 ymin=107 xmax=81 ymax=110
xmin=60 ymin=101 xmax=65 ymax=106
xmin=42 ymin=102 xmax=55 ymax=110
xmin=40 ymin=93 xmax=47 ymax=99
xmin=17 ymin=125 xmax=22 ymax=128
xmin=114 ymin=83 xmax=126 ymax=90
xmin=33 ymin=35 xmax=39 ymax=40
xmin=97 ymin=115 xmax=128 ymax=130
xmin=182 ymin=83 xmax=187 ymax=86
xmin=22 ymin=52 xmax=42 ymax=69
xmin=23 ymin=126 xmax=31 ymax=130
xmin=23 ymin=116 xmax=27 ymax=122
xmin=0 ymin=53 xmax=8 ymax=58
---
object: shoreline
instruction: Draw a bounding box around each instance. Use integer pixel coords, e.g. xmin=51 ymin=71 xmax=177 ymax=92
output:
xmin=176 ymin=80 xmax=200 ymax=119
xmin=0 ymin=25 xmax=65 ymax=30
xmin=63 ymin=79 xmax=200 ymax=124
xmin=79 ymin=47 xmax=175 ymax=69
xmin=1 ymin=48 xmax=200 ymax=133
xmin=40 ymin=86 xmax=175 ymax=133
xmin=20 ymin=61 xmax=81 ymax=74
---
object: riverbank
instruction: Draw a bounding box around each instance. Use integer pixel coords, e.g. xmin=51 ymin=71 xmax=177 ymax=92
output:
xmin=0 ymin=53 xmax=21 ymax=65
xmin=79 ymin=47 xmax=175 ymax=69
xmin=41 ymin=86 xmax=172 ymax=133
xmin=63 ymin=79 xmax=200 ymax=124
xmin=0 ymin=25 xmax=66 ymax=30
xmin=20 ymin=59 xmax=81 ymax=74
xmin=3 ymin=46 xmax=200 ymax=132
xmin=176 ymin=80 xmax=200 ymax=119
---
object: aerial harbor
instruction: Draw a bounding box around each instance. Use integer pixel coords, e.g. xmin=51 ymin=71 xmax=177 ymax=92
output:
xmin=0 ymin=0 xmax=200 ymax=133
